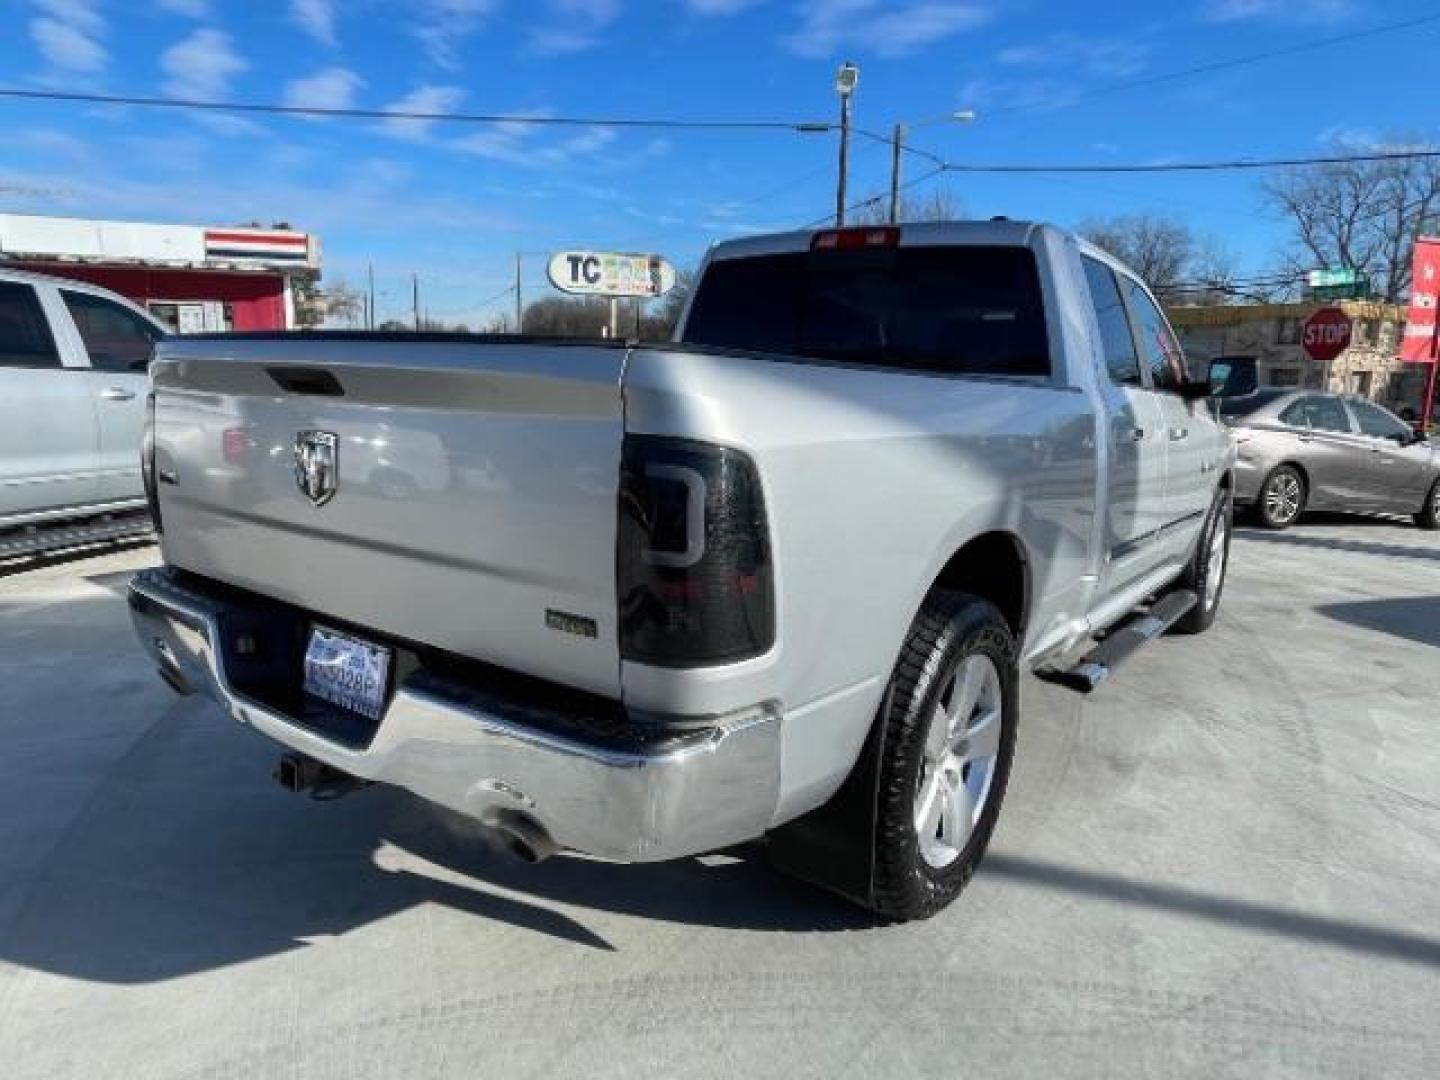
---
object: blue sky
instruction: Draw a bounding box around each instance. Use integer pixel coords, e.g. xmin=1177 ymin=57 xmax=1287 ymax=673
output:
xmin=2 ymin=0 xmax=1438 ymax=326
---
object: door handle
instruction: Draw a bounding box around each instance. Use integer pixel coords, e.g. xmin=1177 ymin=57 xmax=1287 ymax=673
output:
xmin=1169 ymin=427 xmax=1189 ymax=441
xmin=1297 ymin=433 xmax=1315 ymax=443
xmin=1130 ymin=428 xmax=1146 ymax=442
xmin=100 ymin=387 xmax=137 ymax=402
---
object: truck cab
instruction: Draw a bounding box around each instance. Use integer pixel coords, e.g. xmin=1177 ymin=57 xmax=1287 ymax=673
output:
xmin=0 ymin=267 xmax=166 ymax=527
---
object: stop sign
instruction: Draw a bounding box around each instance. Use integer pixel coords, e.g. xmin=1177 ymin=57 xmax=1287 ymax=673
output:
xmin=1302 ymin=307 xmax=1353 ymax=362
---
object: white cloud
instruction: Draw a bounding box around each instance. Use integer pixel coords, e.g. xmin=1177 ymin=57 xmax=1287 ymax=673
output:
xmin=784 ymin=1 xmax=991 ymax=60
xmin=416 ymin=0 xmax=501 ymax=69
xmin=527 ymin=0 xmax=623 ymax=56
xmin=1204 ymin=0 xmax=1354 ymax=23
xmin=284 ymin=67 xmax=363 ymax=114
xmin=292 ymin=0 xmax=337 ymax=45
xmin=539 ymin=125 xmax=617 ymax=162
xmin=681 ymin=0 xmax=766 ymax=13
xmin=29 ymin=0 xmax=106 ymax=74
xmin=382 ymin=85 xmax=466 ymax=141
xmin=162 ymin=28 xmax=247 ymax=99
xmin=997 ymin=34 xmax=1148 ymax=79
xmin=156 ymin=0 xmax=211 ymax=16
xmin=452 ymin=114 xmax=620 ymax=168
xmin=959 ymin=76 xmax=1080 ymax=114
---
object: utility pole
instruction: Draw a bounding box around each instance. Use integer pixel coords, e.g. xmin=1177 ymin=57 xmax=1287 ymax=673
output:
xmin=888 ymin=122 xmax=905 ymax=225
xmin=412 ymin=273 xmax=420 ymax=332
xmin=514 ymin=252 xmax=523 ymax=334
xmin=886 ymin=110 xmax=975 ymax=225
xmin=834 ymin=61 xmax=859 ymax=227
xmin=367 ymin=262 xmax=375 ymax=330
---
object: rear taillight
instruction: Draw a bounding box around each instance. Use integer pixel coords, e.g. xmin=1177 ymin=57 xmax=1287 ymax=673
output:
xmin=617 ymin=435 xmax=774 ymax=667
xmin=141 ymin=391 xmax=162 ymax=533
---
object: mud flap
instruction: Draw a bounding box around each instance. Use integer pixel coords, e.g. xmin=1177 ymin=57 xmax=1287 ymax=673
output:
xmin=765 ymin=686 xmax=892 ymax=909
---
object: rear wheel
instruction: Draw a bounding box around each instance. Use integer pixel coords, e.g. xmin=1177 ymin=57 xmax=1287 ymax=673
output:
xmin=1417 ymin=479 xmax=1440 ymax=530
xmin=870 ymin=591 xmax=1017 ymax=922
xmin=1256 ymin=465 xmax=1305 ymax=530
xmin=1173 ymin=486 xmax=1232 ymax=634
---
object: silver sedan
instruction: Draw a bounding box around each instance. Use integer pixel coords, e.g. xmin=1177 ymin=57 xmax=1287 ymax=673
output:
xmin=1222 ymin=390 xmax=1440 ymax=530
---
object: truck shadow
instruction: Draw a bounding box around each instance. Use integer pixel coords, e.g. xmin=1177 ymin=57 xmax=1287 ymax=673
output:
xmin=1315 ymin=596 xmax=1440 ymax=648
xmin=0 ymin=697 xmax=870 ymax=987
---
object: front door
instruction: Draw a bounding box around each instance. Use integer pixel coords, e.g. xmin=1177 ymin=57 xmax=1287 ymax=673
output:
xmin=55 ymin=288 xmax=162 ymax=503
xmin=1347 ymin=398 xmax=1435 ymax=512
xmin=0 ymin=281 xmax=99 ymax=519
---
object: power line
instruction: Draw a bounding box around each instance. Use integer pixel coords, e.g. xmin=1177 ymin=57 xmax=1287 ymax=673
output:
xmin=0 ymin=86 xmax=833 ymax=132
xmin=940 ymin=147 xmax=1440 ymax=175
xmin=987 ymin=10 xmax=1440 ymax=117
xmin=802 ymin=165 xmax=949 ymax=229
xmin=753 ymin=11 xmax=1440 ymax=225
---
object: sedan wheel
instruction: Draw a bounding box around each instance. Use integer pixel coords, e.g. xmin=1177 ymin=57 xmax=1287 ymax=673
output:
xmin=1259 ymin=467 xmax=1305 ymax=529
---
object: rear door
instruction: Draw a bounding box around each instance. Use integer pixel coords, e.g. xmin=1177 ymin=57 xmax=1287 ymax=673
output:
xmin=1081 ymin=257 xmax=1169 ymax=590
xmin=1274 ymin=395 xmax=1367 ymax=509
xmin=1347 ymin=398 xmax=1434 ymax=511
xmin=0 ymin=281 xmax=99 ymax=520
xmin=1120 ymin=276 xmax=1213 ymax=554
xmin=54 ymin=288 xmax=163 ymax=503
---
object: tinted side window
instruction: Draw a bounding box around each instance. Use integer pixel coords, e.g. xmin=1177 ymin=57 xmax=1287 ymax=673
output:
xmin=0 ymin=283 xmax=61 ymax=369
xmin=1351 ymin=399 xmax=1412 ymax=440
xmin=1082 ymin=257 xmax=1141 ymax=386
xmin=62 ymin=291 xmax=161 ymax=373
xmin=1124 ymin=280 xmax=1186 ymax=391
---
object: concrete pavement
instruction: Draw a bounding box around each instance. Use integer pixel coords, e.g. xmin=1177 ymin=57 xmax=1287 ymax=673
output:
xmin=0 ymin=519 xmax=1437 ymax=1078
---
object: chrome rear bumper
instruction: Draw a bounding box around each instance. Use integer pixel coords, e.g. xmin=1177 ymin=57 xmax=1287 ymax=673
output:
xmin=128 ymin=568 xmax=781 ymax=862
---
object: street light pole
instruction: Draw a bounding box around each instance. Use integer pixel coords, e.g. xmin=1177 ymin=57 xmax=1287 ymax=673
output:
xmin=834 ymin=61 xmax=859 ymax=227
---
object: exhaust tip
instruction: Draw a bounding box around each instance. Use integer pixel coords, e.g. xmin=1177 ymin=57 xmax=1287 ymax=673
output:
xmin=507 ymin=837 xmax=540 ymax=864
xmin=484 ymin=809 xmax=559 ymax=864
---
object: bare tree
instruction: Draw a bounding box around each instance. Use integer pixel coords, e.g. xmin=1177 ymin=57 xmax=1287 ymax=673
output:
xmin=521 ymin=296 xmax=613 ymax=337
xmin=1263 ymin=138 xmax=1440 ymax=303
xmin=1079 ymin=214 xmax=1194 ymax=299
xmin=319 ymin=280 xmax=366 ymax=328
xmin=851 ymin=187 xmax=965 ymax=226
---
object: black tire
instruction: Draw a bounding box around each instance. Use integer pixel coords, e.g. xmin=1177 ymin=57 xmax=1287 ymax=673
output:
xmin=870 ymin=590 xmax=1018 ymax=922
xmin=1173 ymin=486 xmax=1232 ymax=635
xmin=1417 ymin=479 xmax=1440 ymax=531
xmin=1255 ymin=465 xmax=1306 ymax=530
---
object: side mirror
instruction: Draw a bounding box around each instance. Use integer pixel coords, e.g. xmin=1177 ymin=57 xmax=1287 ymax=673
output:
xmin=1178 ymin=378 xmax=1213 ymax=402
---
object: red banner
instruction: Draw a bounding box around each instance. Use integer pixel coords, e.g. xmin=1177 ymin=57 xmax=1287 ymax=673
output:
xmin=1401 ymin=237 xmax=1440 ymax=362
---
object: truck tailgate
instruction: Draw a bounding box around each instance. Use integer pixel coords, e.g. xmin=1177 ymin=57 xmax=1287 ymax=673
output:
xmin=150 ymin=336 xmax=627 ymax=696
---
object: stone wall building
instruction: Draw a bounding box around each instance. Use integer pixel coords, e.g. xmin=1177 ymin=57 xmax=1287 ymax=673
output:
xmin=1167 ymin=300 xmax=1428 ymax=414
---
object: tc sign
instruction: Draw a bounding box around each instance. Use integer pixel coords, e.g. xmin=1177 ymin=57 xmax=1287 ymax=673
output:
xmin=547 ymin=251 xmax=676 ymax=299
xmin=1302 ymin=307 xmax=1353 ymax=363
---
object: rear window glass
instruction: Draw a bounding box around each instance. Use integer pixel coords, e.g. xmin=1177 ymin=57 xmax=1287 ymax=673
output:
xmin=682 ymin=245 xmax=1050 ymax=377
xmin=1218 ymin=389 xmax=1289 ymax=419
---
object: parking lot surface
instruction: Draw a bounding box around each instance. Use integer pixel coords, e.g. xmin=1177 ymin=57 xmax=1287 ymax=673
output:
xmin=1 ymin=520 xmax=1437 ymax=1079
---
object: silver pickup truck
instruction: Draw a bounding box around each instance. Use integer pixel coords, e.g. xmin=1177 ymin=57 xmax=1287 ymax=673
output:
xmin=129 ymin=221 xmax=1234 ymax=920
xmin=1 ymin=267 xmax=165 ymax=529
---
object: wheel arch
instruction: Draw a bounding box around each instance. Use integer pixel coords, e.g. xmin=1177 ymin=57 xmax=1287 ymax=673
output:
xmin=928 ymin=529 xmax=1031 ymax=642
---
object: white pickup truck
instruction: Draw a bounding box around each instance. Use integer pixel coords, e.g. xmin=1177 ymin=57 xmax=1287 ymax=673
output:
xmin=129 ymin=221 xmax=1234 ymax=920
xmin=0 ymin=267 xmax=165 ymax=536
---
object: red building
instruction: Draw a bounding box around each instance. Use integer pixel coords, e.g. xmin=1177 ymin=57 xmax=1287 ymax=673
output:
xmin=0 ymin=213 xmax=320 ymax=332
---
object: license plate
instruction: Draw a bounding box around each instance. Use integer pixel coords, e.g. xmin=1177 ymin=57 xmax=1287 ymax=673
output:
xmin=302 ymin=626 xmax=392 ymax=721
